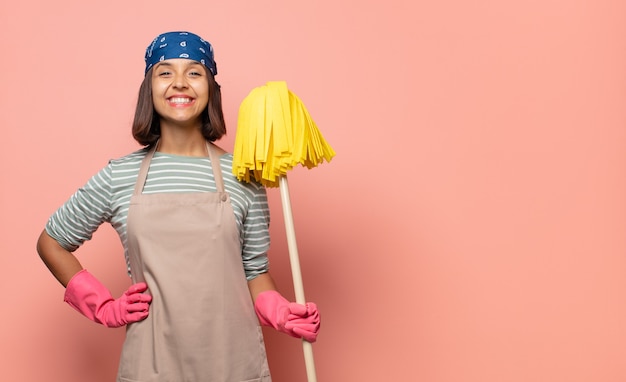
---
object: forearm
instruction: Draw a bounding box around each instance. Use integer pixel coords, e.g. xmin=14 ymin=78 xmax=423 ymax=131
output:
xmin=247 ymin=272 xmax=277 ymax=302
xmin=36 ymin=230 xmax=83 ymax=287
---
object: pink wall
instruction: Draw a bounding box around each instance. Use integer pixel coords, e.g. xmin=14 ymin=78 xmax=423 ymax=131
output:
xmin=2 ymin=1 xmax=626 ymax=381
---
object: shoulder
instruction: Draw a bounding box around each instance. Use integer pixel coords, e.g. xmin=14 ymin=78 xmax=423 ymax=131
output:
xmin=99 ymin=147 xmax=149 ymax=187
xmin=108 ymin=147 xmax=149 ymax=167
xmin=106 ymin=147 xmax=149 ymax=175
xmin=220 ymin=153 xmax=266 ymax=197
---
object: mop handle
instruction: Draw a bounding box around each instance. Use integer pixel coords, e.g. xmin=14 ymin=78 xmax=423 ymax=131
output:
xmin=279 ymin=176 xmax=318 ymax=382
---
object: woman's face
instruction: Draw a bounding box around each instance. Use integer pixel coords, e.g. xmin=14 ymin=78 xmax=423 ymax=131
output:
xmin=151 ymin=59 xmax=209 ymax=128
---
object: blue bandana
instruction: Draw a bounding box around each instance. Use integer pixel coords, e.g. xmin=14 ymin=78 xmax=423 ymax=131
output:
xmin=144 ymin=31 xmax=217 ymax=76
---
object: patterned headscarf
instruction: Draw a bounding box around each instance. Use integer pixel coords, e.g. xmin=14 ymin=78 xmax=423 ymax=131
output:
xmin=144 ymin=31 xmax=217 ymax=76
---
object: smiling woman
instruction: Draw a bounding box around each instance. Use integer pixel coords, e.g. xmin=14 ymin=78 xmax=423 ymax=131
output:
xmin=36 ymin=31 xmax=321 ymax=382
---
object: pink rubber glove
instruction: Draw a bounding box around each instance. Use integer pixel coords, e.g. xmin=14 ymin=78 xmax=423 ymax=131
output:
xmin=64 ymin=269 xmax=152 ymax=328
xmin=254 ymin=290 xmax=320 ymax=343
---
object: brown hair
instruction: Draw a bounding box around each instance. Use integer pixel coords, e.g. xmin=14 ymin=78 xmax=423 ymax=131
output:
xmin=131 ymin=68 xmax=226 ymax=146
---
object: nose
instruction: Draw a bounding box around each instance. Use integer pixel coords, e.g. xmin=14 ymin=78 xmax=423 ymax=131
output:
xmin=172 ymin=73 xmax=188 ymax=89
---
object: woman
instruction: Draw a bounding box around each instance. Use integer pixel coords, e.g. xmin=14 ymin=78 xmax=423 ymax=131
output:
xmin=37 ymin=31 xmax=320 ymax=382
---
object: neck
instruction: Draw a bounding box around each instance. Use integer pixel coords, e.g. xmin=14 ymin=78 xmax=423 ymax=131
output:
xmin=157 ymin=128 xmax=208 ymax=157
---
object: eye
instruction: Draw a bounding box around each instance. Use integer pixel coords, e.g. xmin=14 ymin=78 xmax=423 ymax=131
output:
xmin=157 ymin=70 xmax=172 ymax=77
xmin=189 ymin=71 xmax=202 ymax=77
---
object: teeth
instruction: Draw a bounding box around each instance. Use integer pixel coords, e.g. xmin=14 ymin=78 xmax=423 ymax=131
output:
xmin=169 ymin=97 xmax=192 ymax=104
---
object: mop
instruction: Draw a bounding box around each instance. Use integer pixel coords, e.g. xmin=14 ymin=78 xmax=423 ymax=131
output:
xmin=233 ymin=81 xmax=335 ymax=381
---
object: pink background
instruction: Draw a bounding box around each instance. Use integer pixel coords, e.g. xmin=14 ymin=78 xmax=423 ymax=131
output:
xmin=2 ymin=1 xmax=626 ymax=381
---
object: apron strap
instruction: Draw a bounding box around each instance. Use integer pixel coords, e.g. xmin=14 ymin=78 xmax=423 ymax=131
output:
xmin=133 ymin=144 xmax=158 ymax=196
xmin=206 ymin=142 xmax=226 ymax=194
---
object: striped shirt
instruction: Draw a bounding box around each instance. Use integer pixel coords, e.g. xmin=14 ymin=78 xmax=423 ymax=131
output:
xmin=45 ymin=148 xmax=270 ymax=280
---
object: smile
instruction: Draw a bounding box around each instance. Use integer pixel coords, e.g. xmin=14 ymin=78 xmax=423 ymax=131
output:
xmin=167 ymin=97 xmax=195 ymax=105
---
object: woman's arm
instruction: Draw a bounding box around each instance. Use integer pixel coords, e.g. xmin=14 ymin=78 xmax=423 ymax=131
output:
xmin=36 ymin=229 xmax=152 ymax=327
xmin=36 ymin=229 xmax=83 ymax=287
xmin=247 ymin=271 xmax=277 ymax=302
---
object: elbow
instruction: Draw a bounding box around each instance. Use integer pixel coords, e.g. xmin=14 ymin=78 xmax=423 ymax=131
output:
xmin=36 ymin=229 xmax=60 ymax=261
xmin=36 ymin=229 xmax=47 ymax=258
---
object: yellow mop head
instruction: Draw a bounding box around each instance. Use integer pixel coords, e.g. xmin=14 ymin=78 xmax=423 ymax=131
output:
xmin=233 ymin=81 xmax=336 ymax=187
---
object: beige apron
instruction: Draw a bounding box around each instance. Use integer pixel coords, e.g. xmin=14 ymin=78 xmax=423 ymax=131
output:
xmin=117 ymin=143 xmax=270 ymax=382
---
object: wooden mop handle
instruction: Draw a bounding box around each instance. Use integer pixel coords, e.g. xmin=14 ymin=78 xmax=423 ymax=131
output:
xmin=279 ymin=176 xmax=318 ymax=382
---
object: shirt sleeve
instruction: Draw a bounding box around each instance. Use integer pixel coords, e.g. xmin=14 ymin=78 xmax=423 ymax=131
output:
xmin=45 ymin=164 xmax=114 ymax=252
xmin=240 ymin=182 xmax=271 ymax=280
